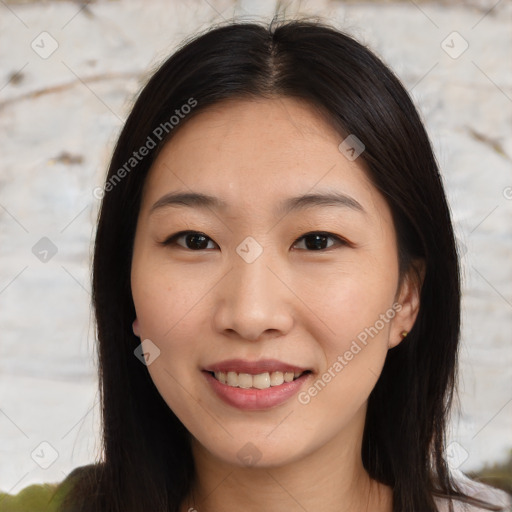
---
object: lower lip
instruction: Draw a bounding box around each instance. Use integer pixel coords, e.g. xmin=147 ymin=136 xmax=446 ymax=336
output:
xmin=203 ymin=371 xmax=311 ymax=410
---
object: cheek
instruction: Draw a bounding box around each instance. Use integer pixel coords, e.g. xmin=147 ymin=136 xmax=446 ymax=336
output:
xmin=131 ymin=259 xmax=217 ymax=387
xmin=131 ymin=263 xmax=212 ymax=424
xmin=296 ymin=270 xmax=395 ymax=416
xmin=295 ymin=256 xmax=398 ymax=353
xmin=131 ymin=256 xmax=207 ymax=338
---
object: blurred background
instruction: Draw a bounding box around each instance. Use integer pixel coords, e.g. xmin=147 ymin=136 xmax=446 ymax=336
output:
xmin=0 ymin=0 xmax=511 ymax=496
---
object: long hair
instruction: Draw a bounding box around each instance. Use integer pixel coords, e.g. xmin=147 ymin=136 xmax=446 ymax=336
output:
xmin=61 ymin=18 xmax=504 ymax=512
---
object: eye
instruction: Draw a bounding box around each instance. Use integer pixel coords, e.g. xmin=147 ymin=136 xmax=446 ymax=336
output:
xmin=160 ymin=230 xmax=349 ymax=252
xmin=161 ymin=231 xmax=218 ymax=251
xmin=292 ymin=232 xmax=348 ymax=251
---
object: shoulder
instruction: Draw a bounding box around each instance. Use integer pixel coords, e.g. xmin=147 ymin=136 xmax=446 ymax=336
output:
xmin=61 ymin=462 xmax=103 ymax=485
xmin=434 ymin=472 xmax=512 ymax=512
xmin=0 ymin=464 xmax=102 ymax=512
xmin=0 ymin=482 xmax=60 ymax=511
xmin=57 ymin=463 xmax=104 ymax=512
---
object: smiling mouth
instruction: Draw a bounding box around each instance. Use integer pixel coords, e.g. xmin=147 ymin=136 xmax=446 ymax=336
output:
xmin=207 ymin=370 xmax=312 ymax=390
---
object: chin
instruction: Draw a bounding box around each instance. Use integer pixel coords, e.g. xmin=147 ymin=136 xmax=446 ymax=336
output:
xmin=192 ymin=432 xmax=315 ymax=470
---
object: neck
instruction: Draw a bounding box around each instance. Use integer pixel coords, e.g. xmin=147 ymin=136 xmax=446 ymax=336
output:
xmin=181 ymin=407 xmax=393 ymax=512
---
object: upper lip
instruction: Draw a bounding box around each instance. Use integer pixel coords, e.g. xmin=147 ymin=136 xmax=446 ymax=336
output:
xmin=204 ymin=359 xmax=310 ymax=375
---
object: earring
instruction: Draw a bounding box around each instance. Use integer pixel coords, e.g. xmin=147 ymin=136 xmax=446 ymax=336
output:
xmin=401 ymin=330 xmax=408 ymax=338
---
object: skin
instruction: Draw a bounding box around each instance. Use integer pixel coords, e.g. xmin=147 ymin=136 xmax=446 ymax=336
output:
xmin=130 ymin=97 xmax=423 ymax=512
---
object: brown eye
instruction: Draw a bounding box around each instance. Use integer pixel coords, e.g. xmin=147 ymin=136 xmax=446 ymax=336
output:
xmin=292 ymin=232 xmax=347 ymax=251
xmin=161 ymin=231 xmax=218 ymax=250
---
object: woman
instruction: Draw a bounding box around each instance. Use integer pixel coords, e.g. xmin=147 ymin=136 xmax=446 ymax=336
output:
xmin=32 ymin=18 xmax=512 ymax=512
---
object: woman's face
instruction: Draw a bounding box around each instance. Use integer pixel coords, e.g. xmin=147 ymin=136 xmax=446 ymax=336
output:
xmin=130 ymin=97 xmax=419 ymax=468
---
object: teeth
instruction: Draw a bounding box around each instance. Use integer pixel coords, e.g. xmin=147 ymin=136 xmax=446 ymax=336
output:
xmin=270 ymin=371 xmax=284 ymax=386
xmin=213 ymin=370 xmax=305 ymax=389
xmin=227 ymin=371 xmax=238 ymax=387
xmin=238 ymin=373 xmax=253 ymax=389
xmin=253 ymin=372 xmax=270 ymax=389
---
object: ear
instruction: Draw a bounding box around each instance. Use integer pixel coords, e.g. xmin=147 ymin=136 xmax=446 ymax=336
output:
xmin=132 ymin=318 xmax=141 ymax=337
xmin=388 ymin=259 xmax=425 ymax=349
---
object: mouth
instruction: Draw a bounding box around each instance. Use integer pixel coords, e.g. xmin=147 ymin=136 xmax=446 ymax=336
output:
xmin=206 ymin=369 xmax=312 ymax=390
xmin=202 ymin=359 xmax=313 ymax=410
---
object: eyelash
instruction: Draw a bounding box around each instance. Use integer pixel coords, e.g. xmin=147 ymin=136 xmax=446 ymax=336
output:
xmin=160 ymin=230 xmax=350 ymax=252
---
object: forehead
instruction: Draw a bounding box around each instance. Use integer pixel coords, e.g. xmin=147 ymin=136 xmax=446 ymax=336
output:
xmin=141 ymin=97 xmax=389 ymax=222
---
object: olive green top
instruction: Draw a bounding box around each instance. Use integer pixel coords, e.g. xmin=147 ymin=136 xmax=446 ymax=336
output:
xmin=0 ymin=481 xmax=68 ymax=512
xmin=0 ymin=465 xmax=87 ymax=512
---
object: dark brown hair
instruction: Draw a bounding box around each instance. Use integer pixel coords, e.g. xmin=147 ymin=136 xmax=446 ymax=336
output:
xmin=61 ymin=18 xmax=506 ymax=512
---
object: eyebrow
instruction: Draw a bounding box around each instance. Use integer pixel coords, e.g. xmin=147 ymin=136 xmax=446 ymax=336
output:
xmin=149 ymin=190 xmax=366 ymax=216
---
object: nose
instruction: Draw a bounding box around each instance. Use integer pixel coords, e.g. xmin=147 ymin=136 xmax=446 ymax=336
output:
xmin=212 ymin=249 xmax=294 ymax=342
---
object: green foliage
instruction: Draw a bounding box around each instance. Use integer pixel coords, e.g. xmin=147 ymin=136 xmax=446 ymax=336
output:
xmin=468 ymin=449 xmax=512 ymax=496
